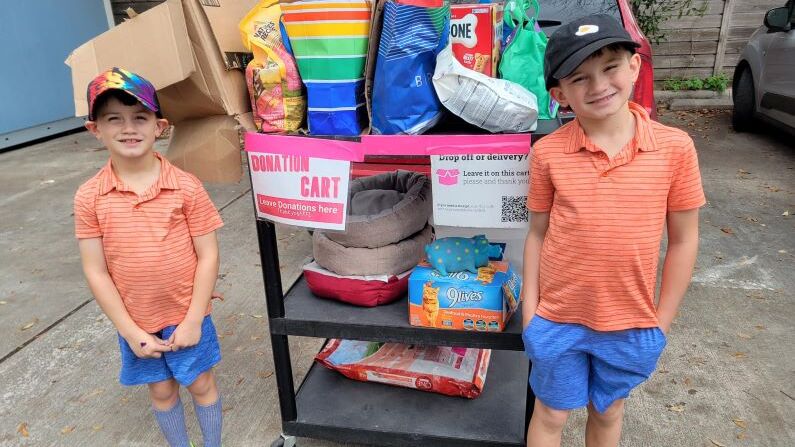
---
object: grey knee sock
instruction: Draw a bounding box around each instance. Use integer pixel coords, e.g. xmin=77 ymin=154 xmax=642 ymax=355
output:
xmin=194 ymin=396 xmax=223 ymax=447
xmin=152 ymin=396 xmax=190 ymax=447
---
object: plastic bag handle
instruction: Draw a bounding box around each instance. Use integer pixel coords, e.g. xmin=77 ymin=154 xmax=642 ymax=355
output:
xmin=528 ymin=0 xmax=540 ymax=22
xmin=507 ymin=0 xmax=539 ymax=26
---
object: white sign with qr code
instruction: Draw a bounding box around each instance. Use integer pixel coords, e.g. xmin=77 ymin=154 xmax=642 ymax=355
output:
xmin=430 ymin=153 xmax=530 ymax=228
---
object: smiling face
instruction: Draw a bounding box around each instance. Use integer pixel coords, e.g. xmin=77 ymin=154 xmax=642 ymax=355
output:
xmin=85 ymin=93 xmax=168 ymax=162
xmin=550 ymin=46 xmax=641 ymax=122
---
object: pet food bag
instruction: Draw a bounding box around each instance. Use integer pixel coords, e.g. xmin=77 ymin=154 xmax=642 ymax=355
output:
xmin=240 ymin=0 xmax=306 ymax=132
xmin=370 ymin=0 xmax=449 ymax=135
xmin=433 ymin=44 xmax=538 ymax=132
xmin=316 ymin=339 xmax=491 ymax=398
xmin=281 ymin=0 xmax=371 ymax=135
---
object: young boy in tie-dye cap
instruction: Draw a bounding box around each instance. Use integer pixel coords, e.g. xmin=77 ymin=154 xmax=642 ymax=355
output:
xmin=74 ymin=67 xmax=224 ymax=447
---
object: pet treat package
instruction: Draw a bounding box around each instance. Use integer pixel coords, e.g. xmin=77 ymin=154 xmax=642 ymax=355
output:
xmin=316 ymin=339 xmax=491 ymax=398
xmin=408 ymin=260 xmax=521 ymax=331
xmin=449 ymin=3 xmax=503 ymax=76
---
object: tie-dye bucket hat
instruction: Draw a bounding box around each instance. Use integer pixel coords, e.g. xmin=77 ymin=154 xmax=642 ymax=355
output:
xmin=86 ymin=67 xmax=161 ymax=120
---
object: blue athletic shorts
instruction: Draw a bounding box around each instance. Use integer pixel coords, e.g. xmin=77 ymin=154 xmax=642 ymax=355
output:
xmin=522 ymin=315 xmax=666 ymax=413
xmin=118 ymin=315 xmax=221 ymax=387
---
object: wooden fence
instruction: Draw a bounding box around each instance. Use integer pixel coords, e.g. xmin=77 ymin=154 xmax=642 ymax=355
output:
xmin=652 ymin=0 xmax=782 ymax=81
xmin=110 ymin=0 xmax=783 ymax=83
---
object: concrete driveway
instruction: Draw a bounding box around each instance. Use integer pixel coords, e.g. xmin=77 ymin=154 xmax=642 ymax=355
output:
xmin=0 ymin=110 xmax=792 ymax=446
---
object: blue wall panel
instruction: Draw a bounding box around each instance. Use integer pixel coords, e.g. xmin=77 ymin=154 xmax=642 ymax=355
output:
xmin=1 ymin=0 xmax=109 ymax=136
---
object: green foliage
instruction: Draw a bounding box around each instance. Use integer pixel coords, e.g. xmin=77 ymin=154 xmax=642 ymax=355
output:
xmin=702 ymin=72 xmax=730 ymax=92
xmin=630 ymin=0 xmax=708 ymax=44
xmin=663 ymin=73 xmax=730 ymax=92
xmin=663 ymin=78 xmax=701 ymax=91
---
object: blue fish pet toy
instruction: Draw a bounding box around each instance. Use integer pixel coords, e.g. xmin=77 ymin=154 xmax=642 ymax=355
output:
xmin=424 ymin=235 xmax=503 ymax=276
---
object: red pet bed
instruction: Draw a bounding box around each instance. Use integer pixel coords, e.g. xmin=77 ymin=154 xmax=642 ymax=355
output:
xmin=303 ymin=262 xmax=411 ymax=307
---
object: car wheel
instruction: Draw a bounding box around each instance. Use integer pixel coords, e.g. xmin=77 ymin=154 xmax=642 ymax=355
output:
xmin=732 ymin=67 xmax=755 ymax=132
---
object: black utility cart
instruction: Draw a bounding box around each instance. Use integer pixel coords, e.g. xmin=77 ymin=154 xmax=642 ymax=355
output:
xmin=247 ymin=120 xmax=570 ymax=446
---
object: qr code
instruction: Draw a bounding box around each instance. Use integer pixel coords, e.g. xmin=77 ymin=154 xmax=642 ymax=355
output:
xmin=501 ymin=196 xmax=528 ymax=223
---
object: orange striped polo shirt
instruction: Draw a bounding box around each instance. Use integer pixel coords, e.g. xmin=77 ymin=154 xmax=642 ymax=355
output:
xmin=527 ymin=102 xmax=705 ymax=331
xmin=74 ymin=153 xmax=223 ymax=333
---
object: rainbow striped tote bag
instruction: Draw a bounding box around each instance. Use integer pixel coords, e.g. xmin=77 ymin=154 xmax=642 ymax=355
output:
xmin=281 ymin=0 xmax=372 ymax=136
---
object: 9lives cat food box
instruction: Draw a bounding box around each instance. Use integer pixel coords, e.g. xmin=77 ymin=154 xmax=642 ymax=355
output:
xmin=408 ymin=261 xmax=521 ymax=331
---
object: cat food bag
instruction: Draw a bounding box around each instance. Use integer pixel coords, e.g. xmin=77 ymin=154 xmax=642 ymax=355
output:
xmin=316 ymin=339 xmax=490 ymax=398
xmin=240 ymin=0 xmax=306 ymax=132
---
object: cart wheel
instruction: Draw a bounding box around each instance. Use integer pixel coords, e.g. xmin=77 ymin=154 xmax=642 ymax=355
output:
xmin=270 ymin=434 xmax=297 ymax=447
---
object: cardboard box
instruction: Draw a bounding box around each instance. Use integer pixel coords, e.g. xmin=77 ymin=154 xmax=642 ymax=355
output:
xmin=199 ymin=0 xmax=259 ymax=68
xmin=199 ymin=0 xmax=257 ymax=53
xmin=408 ymin=261 xmax=521 ymax=332
xmin=167 ymin=113 xmax=253 ymax=183
xmin=66 ymin=0 xmax=249 ymax=123
xmin=450 ymin=4 xmax=503 ymax=76
xmin=175 ymin=0 xmax=249 ymax=121
xmin=66 ymin=0 xmax=254 ymax=183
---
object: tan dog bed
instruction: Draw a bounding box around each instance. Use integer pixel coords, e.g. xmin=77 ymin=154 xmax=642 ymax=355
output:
xmin=326 ymin=170 xmax=432 ymax=248
xmin=314 ymin=224 xmax=434 ymax=276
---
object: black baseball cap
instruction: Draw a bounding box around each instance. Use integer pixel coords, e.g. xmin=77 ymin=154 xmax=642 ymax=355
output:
xmin=544 ymin=14 xmax=640 ymax=89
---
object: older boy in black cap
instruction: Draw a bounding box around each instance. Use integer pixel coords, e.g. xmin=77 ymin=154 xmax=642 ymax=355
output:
xmin=521 ymin=14 xmax=705 ymax=446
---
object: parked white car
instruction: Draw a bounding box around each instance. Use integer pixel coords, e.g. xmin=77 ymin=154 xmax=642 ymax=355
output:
xmin=732 ymin=1 xmax=795 ymax=134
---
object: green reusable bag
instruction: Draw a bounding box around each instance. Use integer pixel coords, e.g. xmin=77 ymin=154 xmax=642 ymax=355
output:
xmin=499 ymin=0 xmax=558 ymax=120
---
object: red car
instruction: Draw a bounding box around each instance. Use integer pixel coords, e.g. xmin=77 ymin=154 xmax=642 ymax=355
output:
xmin=353 ymin=0 xmax=656 ymax=178
xmin=573 ymin=0 xmax=656 ymax=118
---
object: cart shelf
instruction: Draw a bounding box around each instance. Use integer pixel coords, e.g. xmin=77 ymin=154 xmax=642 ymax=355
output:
xmin=287 ymin=349 xmax=529 ymax=447
xmin=271 ymin=276 xmax=526 ymax=351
